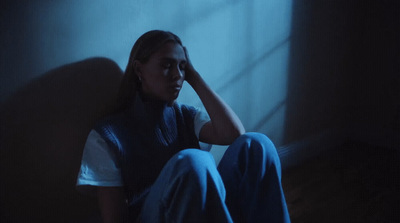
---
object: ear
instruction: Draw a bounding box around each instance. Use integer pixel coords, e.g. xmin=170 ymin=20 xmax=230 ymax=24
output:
xmin=133 ymin=60 xmax=143 ymax=79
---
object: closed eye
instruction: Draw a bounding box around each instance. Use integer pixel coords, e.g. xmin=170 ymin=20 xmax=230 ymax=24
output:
xmin=161 ymin=62 xmax=171 ymax=69
xmin=179 ymin=62 xmax=186 ymax=70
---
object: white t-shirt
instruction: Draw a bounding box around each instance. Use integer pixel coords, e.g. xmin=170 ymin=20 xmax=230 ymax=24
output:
xmin=76 ymin=108 xmax=211 ymax=194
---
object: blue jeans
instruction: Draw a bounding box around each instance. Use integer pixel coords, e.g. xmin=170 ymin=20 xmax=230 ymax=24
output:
xmin=140 ymin=133 xmax=291 ymax=223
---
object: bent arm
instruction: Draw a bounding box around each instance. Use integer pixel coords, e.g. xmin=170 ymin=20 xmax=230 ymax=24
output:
xmin=184 ymin=48 xmax=245 ymax=145
xmin=97 ymin=186 xmax=126 ymax=223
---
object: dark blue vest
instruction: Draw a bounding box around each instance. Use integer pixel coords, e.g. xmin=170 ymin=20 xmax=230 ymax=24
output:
xmin=94 ymin=95 xmax=200 ymax=219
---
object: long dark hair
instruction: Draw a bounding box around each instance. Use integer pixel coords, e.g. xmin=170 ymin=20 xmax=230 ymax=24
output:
xmin=115 ymin=30 xmax=183 ymax=112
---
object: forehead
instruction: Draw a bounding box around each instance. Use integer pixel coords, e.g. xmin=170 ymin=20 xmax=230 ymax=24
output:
xmin=152 ymin=42 xmax=186 ymax=61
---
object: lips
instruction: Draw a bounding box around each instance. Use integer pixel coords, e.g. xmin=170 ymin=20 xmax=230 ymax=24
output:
xmin=166 ymin=84 xmax=181 ymax=96
xmin=170 ymin=83 xmax=182 ymax=90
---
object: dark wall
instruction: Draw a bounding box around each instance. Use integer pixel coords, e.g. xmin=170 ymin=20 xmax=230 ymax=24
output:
xmin=0 ymin=0 xmax=38 ymax=102
xmin=0 ymin=58 xmax=122 ymax=222
xmin=284 ymin=0 xmax=400 ymax=147
xmin=348 ymin=0 xmax=400 ymax=146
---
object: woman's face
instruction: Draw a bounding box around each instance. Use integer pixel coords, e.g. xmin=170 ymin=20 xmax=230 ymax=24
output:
xmin=137 ymin=42 xmax=186 ymax=103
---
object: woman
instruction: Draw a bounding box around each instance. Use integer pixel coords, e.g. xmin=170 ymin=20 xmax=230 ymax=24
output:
xmin=77 ymin=30 xmax=290 ymax=223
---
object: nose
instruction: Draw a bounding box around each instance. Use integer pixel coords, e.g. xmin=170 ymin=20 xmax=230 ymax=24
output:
xmin=170 ymin=65 xmax=184 ymax=80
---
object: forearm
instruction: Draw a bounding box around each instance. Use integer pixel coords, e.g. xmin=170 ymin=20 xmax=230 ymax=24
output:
xmin=187 ymin=71 xmax=245 ymax=144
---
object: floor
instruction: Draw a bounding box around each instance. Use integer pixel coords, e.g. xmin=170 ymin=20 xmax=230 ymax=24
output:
xmin=282 ymin=141 xmax=400 ymax=223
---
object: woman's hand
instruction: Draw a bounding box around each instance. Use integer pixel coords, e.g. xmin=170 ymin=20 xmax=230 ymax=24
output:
xmin=183 ymin=46 xmax=245 ymax=145
xmin=183 ymin=47 xmax=199 ymax=85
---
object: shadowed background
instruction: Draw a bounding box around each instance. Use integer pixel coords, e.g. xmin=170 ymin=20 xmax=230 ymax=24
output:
xmin=1 ymin=0 xmax=399 ymax=222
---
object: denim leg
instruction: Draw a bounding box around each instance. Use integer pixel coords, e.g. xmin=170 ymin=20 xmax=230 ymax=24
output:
xmin=217 ymin=132 xmax=291 ymax=223
xmin=140 ymin=149 xmax=233 ymax=223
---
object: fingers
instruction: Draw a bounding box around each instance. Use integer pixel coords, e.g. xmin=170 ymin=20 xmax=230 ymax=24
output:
xmin=183 ymin=46 xmax=190 ymax=62
xmin=183 ymin=46 xmax=194 ymax=70
xmin=182 ymin=46 xmax=197 ymax=83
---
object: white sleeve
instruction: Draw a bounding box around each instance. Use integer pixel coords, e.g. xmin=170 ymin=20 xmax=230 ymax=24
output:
xmin=194 ymin=108 xmax=212 ymax=151
xmin=76 ymin=130 xmax=123 ymax=195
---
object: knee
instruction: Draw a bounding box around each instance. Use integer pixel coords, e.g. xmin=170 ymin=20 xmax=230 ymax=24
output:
xmin=227 ymin=133 xmax=281 ymax=173
xmin=172 ymin=149 xmax=216 ymax=174
xmin=175 ymin=149 xmax=215 ymax=163
xmin=236 ymin=132 xmax=278 ymax=158
xmin=238 ymin=132 xmax=272 ymax=144
xmin=168 ymin=149 xmax=224 ymax=191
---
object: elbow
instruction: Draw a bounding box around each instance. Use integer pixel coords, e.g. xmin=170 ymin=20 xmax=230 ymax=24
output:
xmin=238 ymin=125 xmax=246 ymax=135
xmin=225 ymin=126 xmax=245 ymax=144
xmin=233 ymin=126 xmax=245 ymax=138
xmin=207 ymin=122 xmax=245 ymax=145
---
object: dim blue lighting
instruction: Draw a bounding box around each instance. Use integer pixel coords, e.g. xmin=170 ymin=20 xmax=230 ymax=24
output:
xmin=1 ymin=0 xmax=292 ymax=146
